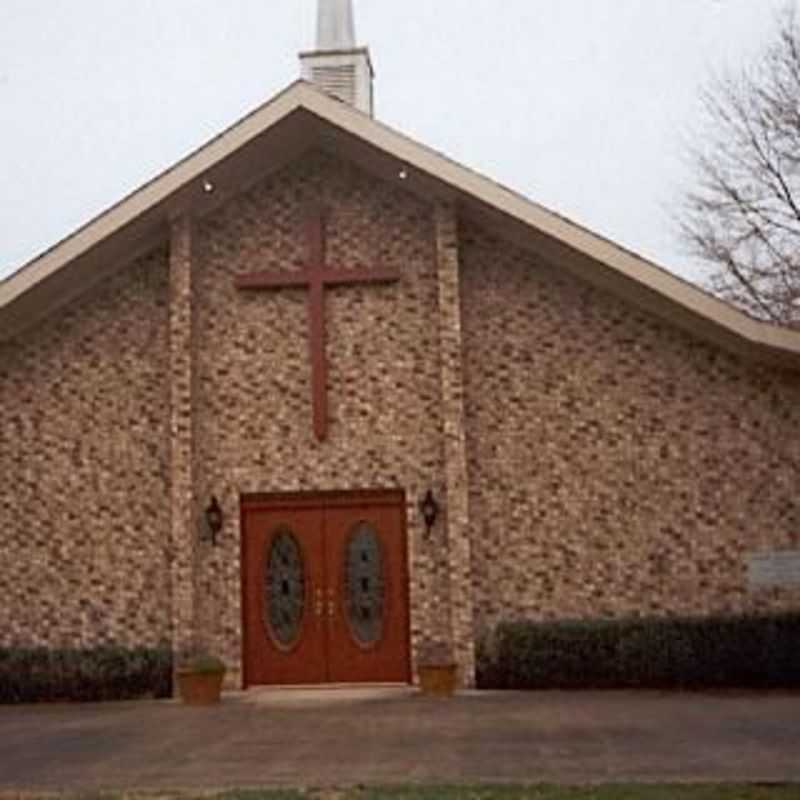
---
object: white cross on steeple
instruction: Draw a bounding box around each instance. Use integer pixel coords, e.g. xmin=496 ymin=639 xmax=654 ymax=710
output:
xmin=300 ymin=0 xmax=375 ymax=117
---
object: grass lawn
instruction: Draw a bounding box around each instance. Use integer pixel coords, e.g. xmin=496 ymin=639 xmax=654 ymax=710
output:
xmin=353 ymin=787 xmax=800 ymax=799
xmin=355 ymin=788 xmax=797 ymax=800
xmin=219 ymin=786 xmax=800 ymax=800
xmin=5 ymin=788 xmax=800 ymax=800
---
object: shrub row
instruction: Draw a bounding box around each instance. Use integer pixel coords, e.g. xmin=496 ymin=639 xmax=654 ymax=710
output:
xmin=477 ymin=613 xmax=800 ymax=690
xmin=0 ymin=645 xmax=173 ymax=704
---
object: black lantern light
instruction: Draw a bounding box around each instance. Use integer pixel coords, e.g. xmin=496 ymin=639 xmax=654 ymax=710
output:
xmin=419 ymin=490 xmax=439 ymax=538
xmin=204 ymin=496 xmax=224 ymax=546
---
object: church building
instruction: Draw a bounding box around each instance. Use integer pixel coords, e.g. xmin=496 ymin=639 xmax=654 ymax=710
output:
xmin=1 ymin=1 xmax=799 ymax=689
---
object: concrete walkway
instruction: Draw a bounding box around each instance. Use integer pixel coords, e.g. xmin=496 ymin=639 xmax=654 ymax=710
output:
xmin=1 ymin=689 xmax=799 ymax=791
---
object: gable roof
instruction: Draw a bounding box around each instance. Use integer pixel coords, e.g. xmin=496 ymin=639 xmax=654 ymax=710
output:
xmin=2 ymin=80 xmax=800 ymax=370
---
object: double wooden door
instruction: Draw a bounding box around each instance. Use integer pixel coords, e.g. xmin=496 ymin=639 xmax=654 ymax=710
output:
xmin=242 ymin=491 xmax=410 ymax=686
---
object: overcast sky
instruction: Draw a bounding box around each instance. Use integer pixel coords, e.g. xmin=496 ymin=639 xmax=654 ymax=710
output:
xmin=0 ymin=0 xmax=792 ymax=284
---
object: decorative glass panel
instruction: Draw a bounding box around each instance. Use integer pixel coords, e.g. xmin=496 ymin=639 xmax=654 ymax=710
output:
xmin=263 ymin=528 xmax=305 ymax=649
xmin=345 ymin=521 xmax=385 ymax=647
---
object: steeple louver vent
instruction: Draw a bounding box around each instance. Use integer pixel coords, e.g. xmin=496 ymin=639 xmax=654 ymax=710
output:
xmin=312 ymin=64 xmax=357 ymax=106
xmin=299 ymin=0 xmax=375 ymax=117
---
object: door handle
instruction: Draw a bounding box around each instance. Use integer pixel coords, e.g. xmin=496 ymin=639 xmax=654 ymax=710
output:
xmin=327 ymin=588 xmax=335 ymax=619
xmin=314 ymin=586 xmax=324 ymax=618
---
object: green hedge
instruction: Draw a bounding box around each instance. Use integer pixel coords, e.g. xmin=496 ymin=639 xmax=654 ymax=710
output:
xmin=476 ymin=614 xmax=800 ymax=690
xmin=0 ymin=645 xmax=173 ymax=704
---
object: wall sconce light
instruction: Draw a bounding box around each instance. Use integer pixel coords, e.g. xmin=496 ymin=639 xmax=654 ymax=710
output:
xmin=203 ymin=496 xmax=224 ymax=546
xmin=419 ymin=490 xmax=439 ymax=538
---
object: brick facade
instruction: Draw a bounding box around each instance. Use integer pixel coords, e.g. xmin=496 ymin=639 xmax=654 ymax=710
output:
xmin=0 ymin=249 xmax=172 ymax=647
xmin=460 ymin=221 xmax=800 ymax=638
xmin=168 ymin=215 xmax=199 ymax=659
xmin=434 ymin=202 xmax=476 ymax=682
xmin=190 ymin=153 xmax=452 ymax=686
xmin=1 ymin=149 xmax=799 ymax=688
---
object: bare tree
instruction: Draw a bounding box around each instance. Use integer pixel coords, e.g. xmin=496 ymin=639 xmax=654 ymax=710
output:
xmin=680 ymin=6 xmax=800 ymax=326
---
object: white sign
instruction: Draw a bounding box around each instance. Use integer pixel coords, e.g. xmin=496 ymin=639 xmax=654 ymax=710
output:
xmin=747 ymin=550 xmax=800 ymax=589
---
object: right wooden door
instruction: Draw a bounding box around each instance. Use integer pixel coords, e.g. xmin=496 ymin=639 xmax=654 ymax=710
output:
xmin=324 ymin=499 xmax=411 ymax=684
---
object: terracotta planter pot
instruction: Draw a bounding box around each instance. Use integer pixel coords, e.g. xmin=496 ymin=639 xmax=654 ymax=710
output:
xmin=418 ymin=663 xmax=458 ymax=696
xmin=176 ymin=669 xmax=226 ymax=706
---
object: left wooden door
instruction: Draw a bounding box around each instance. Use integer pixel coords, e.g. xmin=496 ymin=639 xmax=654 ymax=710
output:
xmin=242 ymin=505 xmax=327 ymax=686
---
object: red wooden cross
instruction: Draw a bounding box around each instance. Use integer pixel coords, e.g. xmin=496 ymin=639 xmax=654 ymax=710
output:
xmin=235 ymin=206 xmax=400 ymax=442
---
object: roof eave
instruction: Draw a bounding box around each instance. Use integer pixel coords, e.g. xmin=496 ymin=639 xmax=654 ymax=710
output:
xmin=2 ymin=79 xmax=799 ymax=371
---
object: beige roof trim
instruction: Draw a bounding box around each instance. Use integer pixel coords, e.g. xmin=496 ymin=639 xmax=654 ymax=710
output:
xmin=3 ymin=80 xmax=800 ymax=363
xmin=0 ymin=82 xmax=309 ymax=308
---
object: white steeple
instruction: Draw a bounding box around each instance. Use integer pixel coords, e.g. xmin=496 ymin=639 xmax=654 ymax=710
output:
xmin=317 ymin=0 xmax=356 ymax=50
xmin=300 ymin=0 xmax=375 ymax=117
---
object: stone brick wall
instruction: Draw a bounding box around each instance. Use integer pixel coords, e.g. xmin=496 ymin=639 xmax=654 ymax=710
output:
xmin=191 ymin=152 xmax=451 ymax=684
xmin=0 ymin=249 xmax=172 ymax=648
xmin=168 ymin=215 xmax=199 ymax=660
xmin=3 ymin=144 xmax=799 ymax=688
xmin=433 ymin=202 xmax=475 ymax=683
xmin=460 ymin=220 xmax=800 ymax=637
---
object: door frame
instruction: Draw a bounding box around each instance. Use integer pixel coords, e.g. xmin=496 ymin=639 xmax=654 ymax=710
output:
xmin=239 ymin=488 xmax=411 ymax=688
